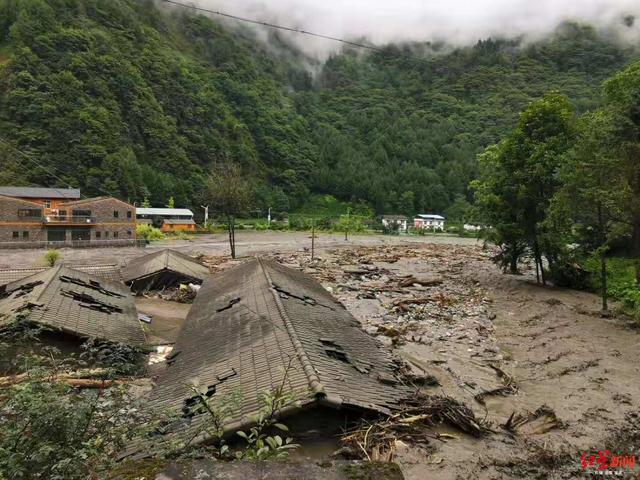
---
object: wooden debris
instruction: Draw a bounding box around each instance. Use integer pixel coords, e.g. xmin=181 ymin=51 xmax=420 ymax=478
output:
xmin=398 ymin=275 xmax=443 ymax=288
xmin=503 ymin=405 xmax=562 ymax=435
xmin=339 ymin=395 xmax=490 ymax=461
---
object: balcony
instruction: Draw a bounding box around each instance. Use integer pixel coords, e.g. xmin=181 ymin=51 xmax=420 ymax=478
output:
xmin=43 ymin=215 xmax=96 ymax=225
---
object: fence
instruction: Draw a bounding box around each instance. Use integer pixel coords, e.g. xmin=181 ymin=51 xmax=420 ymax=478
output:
xmin=0 ymin=239 xmax=147 ymax=250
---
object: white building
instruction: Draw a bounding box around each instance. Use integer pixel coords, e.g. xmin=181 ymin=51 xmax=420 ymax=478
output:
xmin=463 ymin=223 xmax=487 ymax=232
xmin=414 ymin=214 xmax=445 ymax=231
xmin=136 ymin=207 xmax=196 ymax=232
xmin=381 ymin=215 xmax=408 ymax=232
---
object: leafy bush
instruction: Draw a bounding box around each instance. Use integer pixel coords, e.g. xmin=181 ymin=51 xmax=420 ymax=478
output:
xmin=136 ymin=224 xmax=165 ymax=241
xmin=584 ymin=257 xmax=640 ymax=317
xmin=43 ymin=250 xmax=60 ymax=267
xmin=0 ymin=371 xmax=147 ymax=479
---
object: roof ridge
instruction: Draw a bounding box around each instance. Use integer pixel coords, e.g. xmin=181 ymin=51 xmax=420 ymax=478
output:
xmin=257 ymin=258 xmax=325 ymax=396
xmin=31 ymin=264 xmax=62 ymax=305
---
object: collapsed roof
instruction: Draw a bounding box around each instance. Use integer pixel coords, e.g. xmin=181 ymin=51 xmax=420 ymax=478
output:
xmin=0 ymin=266 xmax=146 ymax=346
xmin=0 ymin=264 xmax=123 ymax=287
xmin=145 ymin=258 xmax=411 ymax=447
xmin=122 ymin=249 xmax=209 ymax=293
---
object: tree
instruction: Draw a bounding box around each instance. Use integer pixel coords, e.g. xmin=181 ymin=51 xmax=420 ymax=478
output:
xmin=141 ymin=196 xmax=151 ymax=208
xmin=472 ymin=143 xmax=527 ymax=274
xmin=166 ymin=196 xmax=175 ymax=208
xmin=203 ymin=163 xmax=253 ymax=258
xmin=551 ymin=110 xmax=628 ymax=310
xmin=600 ymin=61 xmax=640 ymax=284
xmin=472 ymin=93 xmax=574 ymax=282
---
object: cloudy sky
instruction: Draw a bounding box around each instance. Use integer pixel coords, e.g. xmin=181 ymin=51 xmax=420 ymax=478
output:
xmin=183 ymin=0 xmax=640 ymax=57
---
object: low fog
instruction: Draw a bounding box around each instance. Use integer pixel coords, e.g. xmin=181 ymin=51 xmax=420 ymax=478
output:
xmin=176 ymin=0 xmax=640 ymax=57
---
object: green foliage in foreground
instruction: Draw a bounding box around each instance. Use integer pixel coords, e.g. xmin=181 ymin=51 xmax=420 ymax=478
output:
xmin=136 ymin=224 xmax=165 ymax=241
xmin=43 ymin=249 xmax=60 ymax=267
xmin=585 ymin=257 xmax=640 ymax=318
xmin=0 ymin=0 xmax=636 ymax=214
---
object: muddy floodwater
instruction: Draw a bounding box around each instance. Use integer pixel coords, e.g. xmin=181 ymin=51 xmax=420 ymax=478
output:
xmin=2 ymin=232 xmax=638 ymax=478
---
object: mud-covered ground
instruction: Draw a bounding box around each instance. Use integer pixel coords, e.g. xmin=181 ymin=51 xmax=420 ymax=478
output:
xmin=2 ymin=233 xmax=638 ymax=478
xmin=260 ymin=242 xmax=640 ymax=479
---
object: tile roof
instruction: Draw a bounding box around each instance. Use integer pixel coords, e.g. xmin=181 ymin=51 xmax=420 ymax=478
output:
xmin=0 ymin=266 xmax=146 ymax=346
xmin=58 ymin=196 xmax=134 ymax=208
xmin=136 ymin=208 xmax=194 ymax=217
xmin=0 ymin=264 xmax=123 ymax=286
xmin=0 ymin=186 xmax=81 ymax=199
xmin=122 ymin=249 xmax=209 ymax=289
xmin=416 ymin=214 xmax=445 ymax=220
xmin=144 ymin=258 xmax=411 ymax=447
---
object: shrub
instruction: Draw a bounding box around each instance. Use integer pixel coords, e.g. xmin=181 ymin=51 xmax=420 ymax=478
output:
xmin=43 ymin=250 xmax=60 ymax=267
xmin=136 ymin=224 xmax=165 ymax=241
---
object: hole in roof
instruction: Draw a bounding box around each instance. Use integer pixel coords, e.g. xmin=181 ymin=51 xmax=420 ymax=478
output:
xmin=61 ymin=289 xmax=123 ymax=314
xmin=216 ymin=297 xmax=241 ymax=312
xmin=217 ymin=368 xmax=237 ymax=382
xmin=60 ymin=275 xmax=124 ymax=298
xmin=180 ymin=371 xmax=236 ymax=418
xmin=166 ymin=350 xmax=181 ymax=366
xmin=271 ymin=284 xmax=334 ymax=310
xmin=319 ymin=338 xmax=342 ymax=349
xmin=0 ymin=281 xmax=44 ymax=300
xmin=325 ymin=348 xmax=350 ymax=363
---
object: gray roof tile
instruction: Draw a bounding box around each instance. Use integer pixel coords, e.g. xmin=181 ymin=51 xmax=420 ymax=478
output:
xmin=122 ymin=250 xmax=209 ymax=288
xmin=0 ymin=186 xmax=80 ymax=199
xmin=0 ymin=266 xmax=146 ymax=346
xmin=145 ymin=258 xmax=411 ymax=448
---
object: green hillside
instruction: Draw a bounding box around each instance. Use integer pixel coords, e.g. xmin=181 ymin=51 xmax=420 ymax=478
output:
xmin=0 ymin=0 xmax=637 ymax=215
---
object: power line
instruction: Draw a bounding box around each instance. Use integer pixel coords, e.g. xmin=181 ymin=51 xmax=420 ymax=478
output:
xmin=0 ymin=136 xmax=121 ymax=201
xmin=161 ymin=0 xmax=383 ymax=52
xmin=0 ymin=135 xmax=88 ymax=200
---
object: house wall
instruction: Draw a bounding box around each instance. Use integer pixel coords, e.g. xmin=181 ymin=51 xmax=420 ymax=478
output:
xmin=0 ymin=196 xmax=137 ymax=246
xmin=0 ymin=196 xmax=47 ymax=242
xmin=161 ymin=223 xmax=196 ymax=232
xmin=59 ymin=198 xmax=136 ymax=241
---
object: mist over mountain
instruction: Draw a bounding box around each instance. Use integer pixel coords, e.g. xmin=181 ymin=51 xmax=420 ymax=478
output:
xmin=0 ymin=0 xmax=639 ymax=216
xmin=176 ymin=0 xmax=640 ymax=57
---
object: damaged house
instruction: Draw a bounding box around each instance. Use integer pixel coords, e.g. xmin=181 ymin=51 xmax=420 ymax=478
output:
xmin=142 ymin=258 xmax=412 ymax=450
xmin=122 ymin=249 xmax=209 ymax=293
xmin=0 ymin=265 xmax=147 ymax=371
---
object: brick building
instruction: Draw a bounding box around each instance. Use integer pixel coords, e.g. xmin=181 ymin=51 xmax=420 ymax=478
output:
xmin=0 ymin=188 xmax=137 ymax=246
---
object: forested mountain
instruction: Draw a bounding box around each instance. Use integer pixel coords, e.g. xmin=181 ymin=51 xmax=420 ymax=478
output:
xmin=0 ymin=0 xmax=637 ymax=214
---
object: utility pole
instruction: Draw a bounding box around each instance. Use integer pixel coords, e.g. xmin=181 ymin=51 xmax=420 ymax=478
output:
xmin=344 ymin=208 xmax=350 ymax=241
xmin=201 ymin=205 xmax=209 ymax=228
xmin=268 ymin=207 xmax=272 ymax=226
xmin=311 ymin=219 xmax=316 ymax=261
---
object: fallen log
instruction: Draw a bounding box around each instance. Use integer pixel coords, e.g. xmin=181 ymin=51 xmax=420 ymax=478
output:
xmin=398 ymin=275 xmax=443 ymax=288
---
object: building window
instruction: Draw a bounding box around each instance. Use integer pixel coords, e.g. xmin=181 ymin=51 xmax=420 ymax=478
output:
xmin=127 ymin=210 xmax=132 ymax=219
xmin=18 ymin=209 xmax=42 ymax=218
xmin=12 ymin=231 xmax=19 ymax=238
xmin=43 ymin=200 xmax=51 ymax=208
xmin=104 ymin=232 xmax=109 ymax=238
xmin=113 ymin=231 xmax=119 ymax=238
xmin=22 ymin=231 xmax=29 ymax=239
xmin=114 ymin=211 xmax=119 ymax=218
xmin=72 ymin=209 xmax=91 ymax=217
xmin=96 ymin=232 xmax=101 ymax=239
xmin=127 ymin=230 xmax=132 ymax=236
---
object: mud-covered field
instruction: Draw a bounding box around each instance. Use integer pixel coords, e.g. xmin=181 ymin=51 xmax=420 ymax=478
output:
xmin=2 ymin=232 xmax=638 ymax=479
xmin=284 ymin=242 xmax=639 ymax=480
